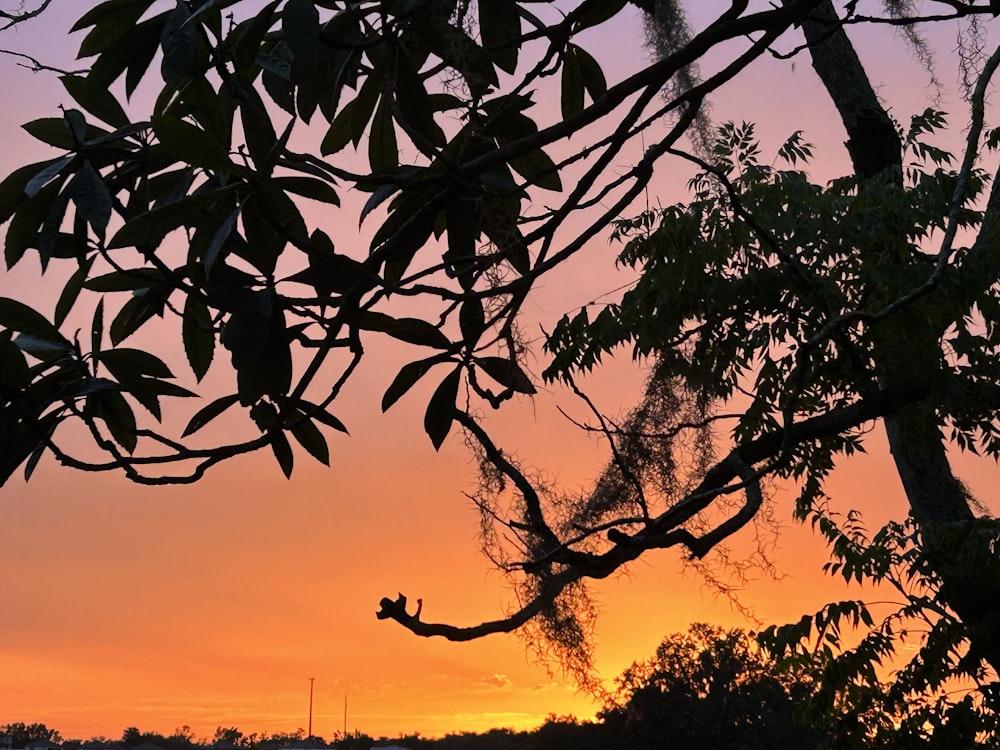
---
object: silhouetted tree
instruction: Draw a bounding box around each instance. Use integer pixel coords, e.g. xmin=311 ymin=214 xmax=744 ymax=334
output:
xmin=256 ymin=731 xmax=304 ymax=746
xmin=210 ymin=729 xmax=243 ymax=748
xmin=164 ymin=727 xmax=197 ymax=750
xmin=328 ymin=732 xmax=372 ymax=750
xmin=598 ymin=624 xmax=823 ymax=749
xmin=1 ymin=724 xmax=63 ymax=748
xmin=120 ymin=728 xmax=167 ymax=750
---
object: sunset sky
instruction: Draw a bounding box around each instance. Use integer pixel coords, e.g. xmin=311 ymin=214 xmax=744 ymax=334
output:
xmin=1 ymin=1 xmax=998 ymax=742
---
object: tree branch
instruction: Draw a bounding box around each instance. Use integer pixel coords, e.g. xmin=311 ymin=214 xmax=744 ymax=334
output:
xmin=382 ymin=379 xmax=934 ymax=640
xmin=0 ymin=0 xmax=54 ymax=30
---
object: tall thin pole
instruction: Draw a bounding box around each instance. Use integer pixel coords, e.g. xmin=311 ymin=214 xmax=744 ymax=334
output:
xmin=343 ymin=691 xmax=347 ymax=739
xmin=307 ymin=677 xmax=315 ymax=738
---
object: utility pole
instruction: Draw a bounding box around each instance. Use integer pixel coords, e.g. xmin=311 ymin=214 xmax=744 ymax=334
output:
xmin=307 ymin=677 xmax=315 ymax=738
xmin=343 ymin=692 xmax=347 ymax=739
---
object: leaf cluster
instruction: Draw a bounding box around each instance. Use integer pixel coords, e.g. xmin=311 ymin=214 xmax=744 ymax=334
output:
xmin=760 ymin=510 xmax=1000 ymax=748
xmin=1 ymin=0 xmax=594 ymax=483
xmin=545 ymin=115 xmax=995 ymax=495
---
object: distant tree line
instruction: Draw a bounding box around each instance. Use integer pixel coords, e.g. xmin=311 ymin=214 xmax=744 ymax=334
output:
xmin=0 ymin=725 xmax=325 ymax=750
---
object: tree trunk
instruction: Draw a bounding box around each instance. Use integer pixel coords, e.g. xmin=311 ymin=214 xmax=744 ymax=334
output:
xmin=789 ymin=0 xmax=1000 ymax=676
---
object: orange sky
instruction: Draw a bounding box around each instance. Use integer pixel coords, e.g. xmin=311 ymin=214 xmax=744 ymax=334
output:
xmin=1 ymin=1 xmax=998 ymax=742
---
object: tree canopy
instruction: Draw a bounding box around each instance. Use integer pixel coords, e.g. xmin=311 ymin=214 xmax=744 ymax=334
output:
xmin=599 ymin=623 xmax=824 ymax=748
xmin=3 ymin=0 xmax=1000 ymax=742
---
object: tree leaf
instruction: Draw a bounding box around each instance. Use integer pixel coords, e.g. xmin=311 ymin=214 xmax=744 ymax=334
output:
xmin=204 ymin=207 xmax=238 ymax=276
xmin=270 ymin=429 xmax=294 ymax=478
xmin=288 ymin=413 xmax=330 ymax=466
xmin=320 ymin=64 xmax=383 ymax=154
xmin=5 ymin=180 xmax=62 ymax=269
xmin=255 ymin=182 xmax=309 ymax=245
xmin=573 ymin=0 xmax=628 ymax=30
xmin=459 ymin=297 xmax=486 ymax=346
xmin=145 ymin=379 xmax=196 ymax=399
xmin=180 ymin=0 xmax=244 ymax=31
xmin=283 ymin=0 xmax=321 ymax=68
xmin=116 ymin=376 xmax=164 ymax=420
xmin=423 ymin=21 xmax=497 ymax=99
xmin=574 ymin=44 xmax=607 ymax=102
xmin=183 ymin=296 xmax=215 ymax=382
xmin=226 ymin=292 xmax=292 ymax=406
xmin=64 ymin=109 xmax=88 ymax=146
xmin=295 ymin=398 xmax=349 ymax=434
xmin=72 ymin=0 xmax=154 ymax=37
xmin=60 ymin=74 xmax=129 ymax=129
xmin=475 ymin=356 xmax=536 ymax=394
xmin=272 ymin=176 xmax=340 ymax=206
xmin=67 ymin=160 xmax=113 ymax=236
xmin=21 ymin=119 xmax=83 ymax=150
xmin=286 ymin=237 xmax=374 ymax=297
xmin=85 ymin=269 xmax=163 ymax=292
xmin=99 ymin=347 xmax=175 ymax=379
xmin=359 ymin=182 xmax=401 ymax=226
xmin=394 ymin=50 xmax=445 ymax=146
xmin=37 ymin=192 xmax=70 ymax=270
xmin=238 ymin=195 xmax=284 ymax=276
xmin=22 ymin=415 xmax=59 ymax=482
xmin=91 ymin=297 xmax=104 ymax=364
xmin=125 ymin=16 xmax=168 ymax=98
xmin=359 ymin=310 xmax=451 ymax=349
xmin=381 ymin=355 xmax=448 ymax=412
xmin=152 ymin=115 xmax=234 ymax=175
xmin=423 ymin=366 xmax=461 ymax=450
xmin=259 ymin=40 xmax=293 ymax=81
xmin=240 ymin=91 xmax=279 ymax=171
xmin=160 ymin=1 xmax=195 ymax=86
xmin=0 ymin=418 xmax=39 ymax=488
xmin=0 ymin=297 xmax=70 ymax=346
xmin=233 ymin=0 xmax=282 ymax=72
xmin=13 ymin=333 xmax=74 ymax=358
xmin=108 ymin=184 xmax=239 ymax=249
xmin=509 ymin=147 xmax=562 ymax=192
xmin=85 ymin=12 xmax=167 ymax=93
xmin=479 ymin=0 xmax=520 ymax=74
xmin=109 ymin=290 xmax=164 ymax=345
xmin=263 ymin=64 xmax=296 ymax=116
xmin=561 ymin=45 xmax=585 ymax=120
xmin=370 ymin=192 xmax=439 ymax=284
xmin=0 ymin=331 xmax=31 ymax=389
xmin=368 ymin=96 xmax=398 ymax=173
xmin=182 ymin=393 xmax=239 ymax=437
xmin=24 ymin=156 xmax=74 ymax=199
xmin=54 ymin=256 xmax=96 ymax=327
xmin=445 ymin=199 xmax=478 ymax=283
xmin=222 ymin=290 xmax=274 ymax=367
xmin=0 ymin=160 xmax=51 ymax=225
xmin=92 ymin=390 xmax=138 ymax=453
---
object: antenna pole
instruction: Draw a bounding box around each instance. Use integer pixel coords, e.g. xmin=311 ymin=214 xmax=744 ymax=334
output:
xmin=308 ymin=677 xmax=315 ymax=738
